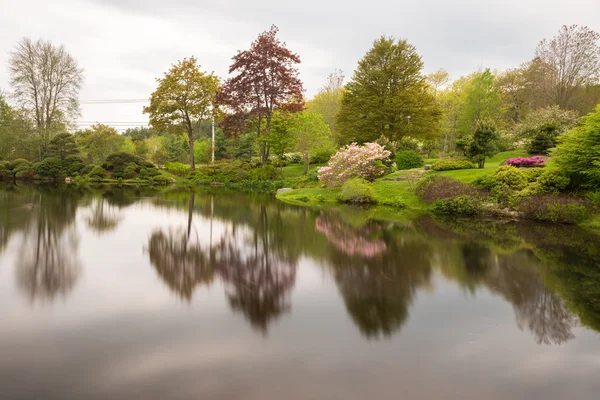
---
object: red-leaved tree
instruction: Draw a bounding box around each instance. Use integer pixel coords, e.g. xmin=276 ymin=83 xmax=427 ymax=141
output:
xmin=217 ymin=25 xmax=304 ymax=164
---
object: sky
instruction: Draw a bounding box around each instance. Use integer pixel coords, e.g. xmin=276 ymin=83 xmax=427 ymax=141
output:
xmin=1 ymin=0 xmax=599 ymax=132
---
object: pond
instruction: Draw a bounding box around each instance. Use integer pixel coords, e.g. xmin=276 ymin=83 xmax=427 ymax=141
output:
xmin=1 ymin=185 xmax=599 ymax=399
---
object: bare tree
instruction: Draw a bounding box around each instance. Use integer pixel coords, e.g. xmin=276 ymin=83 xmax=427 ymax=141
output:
xmin=535 ymin=25 xmax=600 ymax=109
xmin=8 ymin=38 xmax=83 ymax=158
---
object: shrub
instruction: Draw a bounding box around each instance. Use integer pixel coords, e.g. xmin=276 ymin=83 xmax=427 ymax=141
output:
xmin=63 ymin=155 xmax=85 ymax=176
xmin=503 ymin=156 xmax=546 ymax=168
xmin=473 ymin=175 xmax=500 ymax=190
xmin=431 ymin=159 xmax=477 ymax=171
xmin=495 ymin=166 xmax=528 ymax=190
xmin=337 ymin=178 xmax=376 ymax=204
xmin=248 ymin=165 xmax=281 ymax=181
xmin=491 ymin=184 xmax=516 ymax=208
xmin=521 ymin=168 xmax=545 ymax=182
xmin=526 ymin=131 xmax=555 ymax=155
xmin=9 ymin=158 xmax=30 ymax=170
xmin=516 ymin=195 xmax=591 ymax=224
xmin=586 ymin=191 xmax=600 ymax=210
xmin=192 ymin=160 xmax=252 ymax=183
xmin=0 ymin=161 xmax=9 ymax=170
xmin=87 ymin=166 xmax=106 ymax=181
xmin=311 ymin=148 xmax=335 ymax=164
xmin=80 ymin=164 xmax=97 ymax=176
xmin=536 ymin=170 xmax=570 ymax=193
xmin=379 ymin=198 xmax=406 ymax=208
xmin=0 ymin=170 xmax=13 ymax=181
xmin=283 ymin=152 xmax=302 ymax=164
xmin=33 ymin=157 xmax=63 ymax=179
xmin=416 ymin=176 xmax=480 ymax=203
xmin=151 ymin=172 xmax=171 ymax=185
xmin=431 ymin=195 xmax=481 ymax=216
xmin=164 ymin=161 xmax=191 ymax=176
xmin=14 ymin=164 xmax=35 ymax=180
xmin=395 ymin=150 xmax=424 ymax=170
xmin=123 ymin=162 xmax=138 ymax=179
xmin=318 ymin=142 xmax=391 ymax=187
xmin=102 ymin=152 xmax=154 ymax=171
xmin=140 ymin=168 xmax=160 ymax=179
xmin=553 ymin=104 xmax=600 ymax=189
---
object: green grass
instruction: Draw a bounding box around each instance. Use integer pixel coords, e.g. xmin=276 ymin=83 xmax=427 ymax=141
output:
xmin=281 ymin=163 xmax=324 ymax=178
xmin=434 ymin=150 xmax=528 ymax=183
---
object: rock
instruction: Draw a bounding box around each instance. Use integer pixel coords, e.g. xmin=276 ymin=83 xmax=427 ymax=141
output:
xmin=424 ymin=164 xmax=432 ymax=170
xmin=277 ymin=188 xmax=293 ymax=194
xmin=65 ymin=177 xmax=71 ymax=183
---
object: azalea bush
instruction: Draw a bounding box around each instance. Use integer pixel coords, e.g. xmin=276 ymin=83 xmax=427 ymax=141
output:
xmin=318 ymin=142 xmax=391 ymax=187
xmin=503 ymin=156 xmax=546 ymax=168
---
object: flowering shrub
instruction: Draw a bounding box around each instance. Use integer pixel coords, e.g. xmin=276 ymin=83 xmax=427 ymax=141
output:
xmin=317 ymin=142 xmax=391 ymax=187
xmin=504 ymin=156 xmax=546 ymax=168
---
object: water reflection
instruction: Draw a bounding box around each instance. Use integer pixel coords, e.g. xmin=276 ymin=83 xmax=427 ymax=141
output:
xmin=1 ymin=186 xmax=599 ymax=345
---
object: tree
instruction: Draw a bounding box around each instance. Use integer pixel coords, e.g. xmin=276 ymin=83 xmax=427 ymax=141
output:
xmin=144 ymin=57 xmax=219 ymax=171
xmin=512 ymin=105 xmax=579 ymax=154
xmin=336 ymin=36 xmax=441 ymax=144
xmin=426 ymin=69 xmax=450 ymax=96
xmin=458 ymin=69 xmax=501 ymax=136
xmin=467 ymin=121 xmax=499 ymax=168
xmin=46 ymin=133 xmax=78 ymax=160
xmin=306 ymin=69 xmax=345 ymax=141
xmin=287 ymin=112 xmax=332 ymax=174
xmin=76 ymin=124 xmax=122 ymax=164
xmin=535 ymin=25 xmax=600 ymax=109
xmin=217 ymin=25 xmax=304 ymax=164
xmin=553 ymin=104 xmax=600 ymax=189
xmin=8 ymin=38 xmax=83 ymax=159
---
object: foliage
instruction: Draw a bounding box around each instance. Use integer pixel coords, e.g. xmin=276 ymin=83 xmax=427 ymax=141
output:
xmin=553 ymin=104 xmax=600 ymax=189
xmin=188 ymin=160 xmax=252 ymax=183
xmin=431 ymin=195 xmax=481 ymax=216
xmin=517 ymin=195 xmax=591 ymax=224
xmin=337 ymin=178 xmax=376 ymax=204
xmin=310 ymin=148 xmax=335 ymax=164
xmin=318 ymin=142 xmax=391 ymax=187
xmin=536 ymin=170 xmax=570 ymax=193
xmin=521 ymin=168 xmax=545 ymax=182
xmin=164 ymin=161 xmax=191 ymax=176
xmin=395 ymin=150 xmax=424 ymax=170
xmin=33 ymin=157 xmax=64 ymax=179
xmin=247 ymin=165 xmax=282 ymax=181
xmin=144 ymin=56 xmax=219 ymax=171
xmin=512 ymin=105 xmax=579 ymax=154
xmin=306 ymin=70 xmax=345 ymax=140
xmin=416 ymin=176 xmax=480 ymax=203
xmin=76 ymin=124 xmax=123 ymax=164
xmin=87 ymin=166 xmax=105 ymax=181
xmin=495 ymin=166 xmax=528 ymax=190
xmin=63 ymin=155 xmax=85 ymax=176
xmin=122 ymin=162 xmax=138 ymax=179
xmin=467 ymin=121 xmax=499 ymax=168
xmin=46 ymin=133 xmax=79 ymax=160
xmin=10 ymin=158 xmax=31 ymax=170
xmin=431 ymin=159 xmax=477 ymax=171
xmin=289 ymin=112 xmax=332 ymax=174
xmin=473 ymin=175 xmax=500 ymax=190
xmin=119 ymin=136 xmax=136 ymax=154
xmin=102 ymin=152 xmax=154 ymax=178
xmin=503 ymin=156 xmax=546 ymax=168
xmin=217 ymin=25 xmax=304 ymax=164
xmin=458 ymin=69 xmax=501 ymax=135
xmin=336 ymin=36 xmax=441 ymax=144
xmin=139 ymin=167 xmax=161 ymax=179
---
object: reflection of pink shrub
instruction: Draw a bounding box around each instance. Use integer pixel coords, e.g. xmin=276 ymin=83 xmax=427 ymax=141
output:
xmin=315 ymin=213 xmax=387 ymax=258
xmin=318 ymin=142 xmax=391 ymax=187
xmin=504 ymin=156 xmax=546 ymax=168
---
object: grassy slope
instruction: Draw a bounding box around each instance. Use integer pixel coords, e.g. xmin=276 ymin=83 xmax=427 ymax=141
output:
xmin=277 ymin=150 xmax=526 ymax=207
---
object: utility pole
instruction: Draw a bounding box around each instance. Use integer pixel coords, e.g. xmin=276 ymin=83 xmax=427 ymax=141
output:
xmin=211 ymin=113 xmax=215 ymax=163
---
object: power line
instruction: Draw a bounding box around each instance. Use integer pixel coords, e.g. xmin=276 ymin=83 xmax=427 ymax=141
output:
xmin=80 ymin=98 xmax=148 ymax=104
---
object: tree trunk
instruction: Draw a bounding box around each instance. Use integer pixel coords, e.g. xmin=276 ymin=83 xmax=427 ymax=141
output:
xmin=188 ymin=132 xmax=195 ymax=172
xmin=303 ymin=154 xmax=309 ymax=175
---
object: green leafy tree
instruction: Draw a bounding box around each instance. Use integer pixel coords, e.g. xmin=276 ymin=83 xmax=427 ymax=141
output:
xmin=76 ymin=124 xmax=123 ymax=164
xmin=290 ymin=112 xmax=332 ymax=174
xmin=306 ymin=69 xmax=345 ymax=142
xmin=336 ymin=36 xmax=441 ymax=144
xmin=458 ymin=69 xmax=501 ymax=136
xmin=46 ymin=132 xmax=79 ymax=160
xmin=119 ymin=136 xmax=136 ymax=154
xmin=512 ymin=105 xmax=579 ymax=154
xmin=144 ymin=57 xmax=219 ymax=171
xmin=553 ymin=105 xmax=600 ymax=189
xmin=160 ymin=133 xmax=187 ymax=162
xmin=467 ymin=121 xmax=499 ymax=168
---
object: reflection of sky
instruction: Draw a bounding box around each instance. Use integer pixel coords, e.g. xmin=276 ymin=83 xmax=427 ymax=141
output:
xmin=0 ymin=200 xmax=600 ymax=399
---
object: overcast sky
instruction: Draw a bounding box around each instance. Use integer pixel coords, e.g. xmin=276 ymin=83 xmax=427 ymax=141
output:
xmin=1 ymin=0 xmax=599 ymax=131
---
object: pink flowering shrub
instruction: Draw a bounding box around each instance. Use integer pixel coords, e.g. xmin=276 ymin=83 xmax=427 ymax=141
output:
xmin=317 ymin=142 xmax=391 ymax=187
xmin=504 ymin=156 xmax=546 ymax=168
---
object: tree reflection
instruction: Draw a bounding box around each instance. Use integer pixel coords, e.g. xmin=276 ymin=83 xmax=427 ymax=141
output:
xmin=86 ymin=196 xmax=122 ymax=233
xmin=317 ymin=212 xmax=433 ymax=339
xmin=147 ymin=194 xmax=297 ymax=333
xmin=15 ymin=188 xmax=82 ymax=303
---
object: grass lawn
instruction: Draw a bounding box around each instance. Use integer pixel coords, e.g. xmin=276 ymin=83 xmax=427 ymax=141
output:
xmin=281 ymin=163 xmax=324 ymax=178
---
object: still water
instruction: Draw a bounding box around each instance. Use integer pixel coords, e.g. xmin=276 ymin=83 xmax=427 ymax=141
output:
xmin=1 ymin=185 xmax=599 ymax=399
